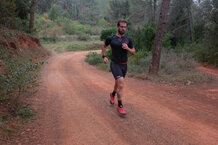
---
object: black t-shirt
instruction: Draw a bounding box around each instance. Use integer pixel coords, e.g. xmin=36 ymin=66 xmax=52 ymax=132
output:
xmin=105 ymin=35 xmax=134 ymax=63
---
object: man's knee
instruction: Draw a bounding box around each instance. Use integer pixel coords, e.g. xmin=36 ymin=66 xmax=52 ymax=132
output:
xmin=117 ymin=77 xmax=125 ymax=90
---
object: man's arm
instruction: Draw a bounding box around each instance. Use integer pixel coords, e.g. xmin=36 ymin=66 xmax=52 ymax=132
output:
xmin=102 ymin=44 xmax=107 ymax=57
xmin=102 ymin=44 xmax=108 ymax=64
xmin=127 ymin=47 xmax=136 ymax=56
xmin=122 ymin=43 xmax=136 ymax=55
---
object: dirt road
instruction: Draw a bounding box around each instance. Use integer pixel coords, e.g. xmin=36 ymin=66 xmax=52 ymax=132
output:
xmin=33 ymin=51 xmax=218 ymax=145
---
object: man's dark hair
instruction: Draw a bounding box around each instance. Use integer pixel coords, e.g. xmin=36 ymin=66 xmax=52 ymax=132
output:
xmin=117 ymin=19 xmax=127 ymax=26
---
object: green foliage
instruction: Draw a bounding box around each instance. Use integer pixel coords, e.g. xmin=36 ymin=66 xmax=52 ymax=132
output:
xmin=49 ymin=4 xmax=63 ymax=21
xmin=77 ymin=24 xmax=92 ymax=35
xmin=128 ymin=49 xmax=149 ymax=65
xmin=56 ymin=17 xmax=62 ymax=26
xmin=62 ymin=10 xmax=71 ymax=19
xmin=35 ymin=14 xmax=53 ymax=32
xmin=17 ymin=106 xmax=36 ymax=122
xmin=85 ymin=52 xmax=110 ymax=71
xmin=36 ymin=0 xmax=53 ymax=13
xmin=133 ymin=22 xmax=156 ymax=51
xmin=63 ymin=21 xmax=77 ymax=35
xmin=0 ymin=122 xmax=12 ymax=138
xmin=85 ymin=52 xmax=102 ymax=65
xmin=66 ymin=42 xmax=101 ymax=51
xmin=158 ymin=49 xmax=214 ymax=83
xmin=100 ymin=28 xmax=117 ymax=41
xmin=85 ymin=46 xmax=214 ymax=84
xmin=0 ymin=49 xmax=44 ymax=101
xmin=0 ymin=0 xmax=29 ymax=31
xmin=14 ymin=0 xmax=31 ymax=20
xmin=128 ymin=50 xmax=151 ymax=74
xmin=66 ymin=44 xmax=84 ymax=51
xmin=133 ymin=24 xmax=175 ymax=50
xmin=195 ymin=46 xmax=218 ymax=66
xmin=175 ymin=42 xmax=218 ymax=66
xmin=109 ymin=0 xmax=130 ymax=20
xmin=77 ymin=33 xmax=91 ymax=41
xmin=106 ymin=48 xmax=112 ymax=59
xmin=79 ymin=0 xmax=100 ymax=25
xmin=193 ymin=20 xmax=205 ymax=42
xmin=63 ymin=21 xmax=92 ymax=36
xmin=0 ymin=0 xmax=16 ymax=28
xmin=98 ymin=18 xmax=107 ymax=27
xmin=167 ymin=0 xmax=190 ymax=46
xmin=160 ymin=49 xmax=195 ymax=75
xmin=142 ymin=22 xmax=156 ymax=50
xmin=162 ymin=32 xmax=174 ymax=48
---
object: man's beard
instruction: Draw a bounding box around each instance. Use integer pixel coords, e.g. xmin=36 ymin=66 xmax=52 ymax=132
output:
xmin=118 ymin=29 xmax=125 ymax=35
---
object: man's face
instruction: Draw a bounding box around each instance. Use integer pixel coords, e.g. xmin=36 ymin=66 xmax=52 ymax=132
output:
xmin=117 ymin=22 xmax=127 ymax=35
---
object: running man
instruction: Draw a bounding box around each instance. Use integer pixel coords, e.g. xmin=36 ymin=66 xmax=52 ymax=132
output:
xmin=102 ymin=20 xmax=135 ymax=115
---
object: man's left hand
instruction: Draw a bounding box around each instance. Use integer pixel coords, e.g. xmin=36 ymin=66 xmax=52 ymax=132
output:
xmin=122 ymin=43 xmax=128 ymax=50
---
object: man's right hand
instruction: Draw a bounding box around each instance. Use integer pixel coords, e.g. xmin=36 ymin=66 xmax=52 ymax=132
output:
xmin=103 ymin=57 xmax=108 ymax=64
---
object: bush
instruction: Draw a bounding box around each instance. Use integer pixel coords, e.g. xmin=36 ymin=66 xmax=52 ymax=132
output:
xmin=0 ymin=0 xmax=29 ymax=31
xmin=195 ymin=46 xmax=218 ymax=66
xmin=17 ymin=106 xmax=36 ymax=122
xmin=193 ymin=20 xmax=205 ymax=42
xmin=49 ymin=4 xmax=63 ymax=21
xmin=63 ymin=21 xmax=77 ymax=35
xmin=160 ymin=49 xmax=196 ymax=75
xmin=77 ymin=33 xmax=91 ymax=41
xmin=90 ymin=27 xmax=102 ymax=35
xmin=162 ymin=32 xmax=174 ymax=48
xmin=175 ymin=42 xmax=218 ymax=66
xmin=98 ymin=18 xmax=107 ymax=27
xmin=56 ymin=17 xmax=62 ymax=26
xmin=0 ymin=0 xmax=16 ymax=27
xmin=194 ymin=23 xmax=218 ymax=66
xmin=129 ymin=49 xmax=149 ymax=65
xmin=85 ymin=52 xmax=110 ymax=71
xmin=106 ymin=48 xmax=112 ymax=59
xmin=63 ymin=21 xmax=93 ymax=36
xmin=0 ymin=48 xmax=44 ymax=104
xmin=0 ymin=122 xmax=12 ymax=138
xmin=100 ymin=28 xmax=117 ymax=41
xmin=85 ymin=52 xmax=102 ymax=65
xmin=133 ymin=22 xmax=156 ymax=51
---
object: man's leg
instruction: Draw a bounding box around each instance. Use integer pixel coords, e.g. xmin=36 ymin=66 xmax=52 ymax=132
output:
xmin=116 ymin=77 xmax=124 ymax=105
xmin=110 ymin=77 xmax=124 ymax=105
xmin=114 ymin=80 xmax=118 ymax=92
xmin=116 ymin=77 xmax=127 ymax=115
xmin=110 ymin=80 xmax=118 ymax=104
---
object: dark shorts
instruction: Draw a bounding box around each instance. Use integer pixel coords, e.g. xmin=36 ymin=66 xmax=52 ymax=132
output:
xmin=110 ymin=61 xmax=127 ymax=80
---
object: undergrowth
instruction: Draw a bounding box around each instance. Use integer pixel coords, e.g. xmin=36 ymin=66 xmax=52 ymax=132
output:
xmin=0 ymin=47 xmax=45 ymax=137
xmin=42 ymin=39 xmax=102 ymax=52
xmin=85 ymin=48 xmax=215 ymax=85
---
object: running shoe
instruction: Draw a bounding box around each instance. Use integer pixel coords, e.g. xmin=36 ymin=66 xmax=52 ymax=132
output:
xmin=110 ymin=93 xmax=115 ymax=104
xmin=117 ymin=105 xmax=127 ymax=115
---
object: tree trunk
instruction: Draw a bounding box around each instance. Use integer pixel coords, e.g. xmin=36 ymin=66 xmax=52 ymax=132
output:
xmin=154 ymin=0 xmax=157 ymax=22
xmin=149 ymin=0 xmax=171 ymax=74
xmin=187 ymin=0 xmax=194 ymax=42
xmin=149 ymin=0 xmax=154 ymax=22
xmin=29 ymin=0 xmax=36 ymax=33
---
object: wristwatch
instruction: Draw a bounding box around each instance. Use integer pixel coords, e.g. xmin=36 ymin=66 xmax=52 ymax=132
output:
xmin=102 ymin=55 xmax=106 ymax=58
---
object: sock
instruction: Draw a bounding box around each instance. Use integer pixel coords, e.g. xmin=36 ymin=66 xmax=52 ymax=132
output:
xmin=112 ymin=91 xmax=116 ymax=97
xmin=118 ymin=100 xmax=122 ymax=107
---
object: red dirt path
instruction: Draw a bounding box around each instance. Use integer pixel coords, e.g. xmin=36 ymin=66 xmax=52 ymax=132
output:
xmin=2 ymin=51 xmax=218 ymax=145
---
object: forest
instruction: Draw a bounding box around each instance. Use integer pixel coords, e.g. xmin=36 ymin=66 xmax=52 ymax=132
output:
xmin=1 ymin=0 xmax=217 ymax=67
